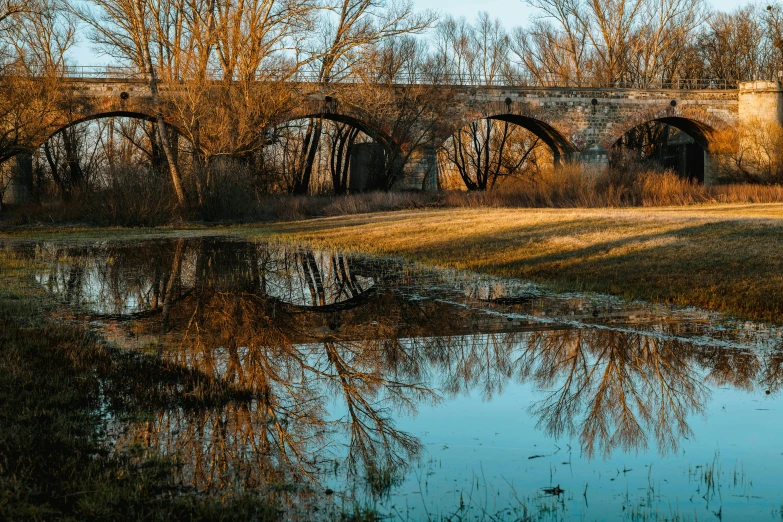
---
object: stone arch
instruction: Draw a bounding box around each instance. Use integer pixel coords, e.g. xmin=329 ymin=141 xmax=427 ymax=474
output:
xmin=603 ymin=105 xmax=729 ymax=152
xmin=486 ymin=114 xmax=578 ymax=159
xmin=267 ymin=109 xmax=399 ymax=193
xmin=438 ymin=100 xmax=578 ymax=161
xmin=271 ymin=111 xmax=396 ymax=150
xmin=604 ymin=105 xmax=732 ymax=183
xmin=434 ymin=110 xmax=578 ymax=191
xmin=35 ymin=110 xmax=186 ymax=149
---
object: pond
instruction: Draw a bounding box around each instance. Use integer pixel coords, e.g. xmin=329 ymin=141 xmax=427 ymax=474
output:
xmin=5 ymin=235 xmax=783 ymax=521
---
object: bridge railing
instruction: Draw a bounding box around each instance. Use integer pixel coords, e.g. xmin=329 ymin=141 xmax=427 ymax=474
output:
xmin=57 ymin=65 xmax=739 ymax=90
xmin=60 ymin=65 xmax=144 ymax=79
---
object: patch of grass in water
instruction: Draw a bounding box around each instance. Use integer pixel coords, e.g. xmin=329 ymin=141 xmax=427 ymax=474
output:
xmin=366 ymin=464 xmax=405 ymax=500
xmin=0 ymin=254 xmax=280 ymax=520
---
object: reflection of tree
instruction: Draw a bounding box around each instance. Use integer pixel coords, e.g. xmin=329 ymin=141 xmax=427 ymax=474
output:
xmin=759 ymin=345 xmax=783 ymax=394
xmin=32 ymin=240 xmax=192 ymax=317
xmin=432 ymin=333 xmax=521 ymax=400
xmin=18 ymin=236 xmax=783 ymax=498
xmin=137 ymin=271 xmax=442 ymax=494
xmin=698 ymin=346 xmax=760 ymax=391
xmin=524 ymin=329 xmax=708 ymax=459
xmin=319 ymin=340 xmax=434 ymax=477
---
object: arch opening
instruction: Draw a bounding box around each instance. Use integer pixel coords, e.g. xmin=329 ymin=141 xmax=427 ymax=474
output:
xmin=40 ymin=111 xmax=162 ymax=147
xmin=265 ymin=113 xmax=393 ymax=195
xmin=438 ymin=115 xmax=573 ymax=191
xmin=1 ymin=112 xmax=187 ymax=209
xmin=612 ymin=117 xmax=716 ymax=183
xmin=488 ymin=114 xmax=577 ymax=159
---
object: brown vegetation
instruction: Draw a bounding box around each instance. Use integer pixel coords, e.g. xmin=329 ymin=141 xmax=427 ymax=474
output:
xmin=8 ymin=162 xmax=783 ymax=226
xmin=254 ymin=203 xmax=783 ymax=323
xmin=5 ymin=0 xmax=783 ymax=218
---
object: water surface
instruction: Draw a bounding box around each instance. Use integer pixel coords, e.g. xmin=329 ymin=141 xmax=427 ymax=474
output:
xmin=6 ymin=236 xmax=783 ymax=521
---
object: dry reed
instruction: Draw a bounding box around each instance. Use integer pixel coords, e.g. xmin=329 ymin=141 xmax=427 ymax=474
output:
xmin=7 ymin=164 xmax=783 ymax=227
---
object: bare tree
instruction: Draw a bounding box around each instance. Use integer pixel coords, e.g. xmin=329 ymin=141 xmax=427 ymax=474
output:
xmin=519 ymin=0 xmax=706 ymax=84
xmin=289 ymin=0 xmax=436 ymax=194
xmin=434 ymin=14 xmax=546 ymax=191
xmin=700 ymin=8 xmax=766 ymax=81
xmin=0 ymin=0 xmax=74 ymax=208
xmin=440 ymin=119 xmax=545 ymax=190
xmin=347 ymin=35 xmax=455 ymax=190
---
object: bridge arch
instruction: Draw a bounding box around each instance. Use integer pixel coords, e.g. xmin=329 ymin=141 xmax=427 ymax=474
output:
xmin=435 ymin=112 xmax=577 ymax=191
xmin=605 ymin=105 xmax=729 ymax=152
xmin=607 ymin=105 xmax=730 ymax=183
xmin=34 ymin=110 xmax=186 ymax=149
xmin=437 ymin=108 xmax=578 ymax=161
xmin=486 ymin=113 xmax=578 ymax=159
xmin=270 ymin=112 xmax=396 ymax=150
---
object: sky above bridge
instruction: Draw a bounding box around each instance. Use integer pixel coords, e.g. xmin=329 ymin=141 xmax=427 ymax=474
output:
xmin=417 ymin=0 xmax=748 ymax=26
xmin=68 ymin=0 xmax=762 ymax=66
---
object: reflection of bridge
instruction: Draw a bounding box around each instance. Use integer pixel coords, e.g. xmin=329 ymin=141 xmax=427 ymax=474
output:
xmin=6 ymin=74 xmax=781 ymax=200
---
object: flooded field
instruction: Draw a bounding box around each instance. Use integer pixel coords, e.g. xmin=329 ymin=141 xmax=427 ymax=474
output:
xmin=4 ymin=235 xmax=783 ymax=521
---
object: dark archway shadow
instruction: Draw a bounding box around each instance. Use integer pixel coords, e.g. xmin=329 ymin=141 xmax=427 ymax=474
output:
xmin=612 ymin=116 xmax=717 ymax=183
xmin=486 ymin=114 xmax=578 ymax=160
xmin=270 ymin=112 xmax=397 ymax=151
xmin=436 ymin=114 xmax=577 ymax=191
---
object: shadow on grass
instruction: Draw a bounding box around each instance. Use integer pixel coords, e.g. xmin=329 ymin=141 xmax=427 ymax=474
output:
xmin=276 ymin=215 xmax=783 ymax=322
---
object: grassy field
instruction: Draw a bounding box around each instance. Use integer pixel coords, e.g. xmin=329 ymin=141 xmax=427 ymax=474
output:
xmin=4 ymin=203 xmax=783 ymax=322
xmin=258 ymin=204 xmax=783 ymax=323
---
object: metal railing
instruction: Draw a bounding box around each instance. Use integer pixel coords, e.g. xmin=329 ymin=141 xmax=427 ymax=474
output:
xmin=56 ymin=65 xmax=739 ymax=90
xmin=60 ymin=65 xmax=144 ymax=79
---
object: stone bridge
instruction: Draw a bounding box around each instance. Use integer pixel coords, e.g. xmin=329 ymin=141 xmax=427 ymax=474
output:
xmin=5 ymin=77 xmax=782 ymax=201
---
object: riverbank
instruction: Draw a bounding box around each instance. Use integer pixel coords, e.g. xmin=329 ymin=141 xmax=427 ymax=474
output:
xmin=4 ymin=203 xmax=783 ymax=322
xmin=264 ymin=205 xmax=783 ymax=323
xmin=0 ymin=252 xmax=280 ymax=520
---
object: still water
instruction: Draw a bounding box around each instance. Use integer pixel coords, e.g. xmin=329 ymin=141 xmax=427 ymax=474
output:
xmin=8 ymin=236 xmax=783 ymax=520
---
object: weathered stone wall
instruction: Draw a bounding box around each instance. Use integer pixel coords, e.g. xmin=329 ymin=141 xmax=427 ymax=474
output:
xmin=53 ymin=79 xmax=741 ymax=157
xmin=1 ymin=78 xmax=756 ymax=202
xmin=738 ymin=81 xmax=783 ymax=126
xmin=1 ymin=153 xmax=34 ymax=206
xmin=445 ymin=86 xmax=738 ymax=157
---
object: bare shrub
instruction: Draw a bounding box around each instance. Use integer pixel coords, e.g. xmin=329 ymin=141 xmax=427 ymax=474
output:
xmin=10 ymin=162 xmax=783 ymax=228
xmin=711 ymin=183 xmax=783 ymax=203
xmin=441 ymin=164 xmax=601 ymax=208
xmin=711 ymin=120 xmax=783 ymax=183
xmin=192 ymin=161 xmax=272 ymax=222
xmin=634 ymin=171 xmax=709 ymax=206
xmin=85 ymin=166 xmax=177 ymax=226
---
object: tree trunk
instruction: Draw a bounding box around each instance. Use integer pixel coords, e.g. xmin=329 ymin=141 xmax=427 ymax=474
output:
xmin=294 ymin=118 xmax=323 ymax=195
xmin=43 ymin=141 xmax=68 ymax=201
xmin=133 ymin=0 xmax=186 ymax=206
xmin=62 ymin=130 xmax=84 ymax=190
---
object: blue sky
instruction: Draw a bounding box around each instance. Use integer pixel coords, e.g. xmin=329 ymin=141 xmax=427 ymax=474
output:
xmin=69 ymin=0 xmax=762 ymax=65
xmin=416 ymin=0 xmax=747 ymax=24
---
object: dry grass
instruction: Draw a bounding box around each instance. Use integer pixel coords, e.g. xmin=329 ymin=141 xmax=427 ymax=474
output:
xmin=8 ymin=163 xmax=783 ymax=227
xmin=0 ymin=252 xmax=282 ymax=520
xmin=7 ymin=164 xmax=783 ymax=322
xmin=6 ymin=201 xmax=783 ymax=322
xmin=442 ymin=167 xmax=783 ymax=209
xmin=259 ymin=204 xmax=783 ymax=323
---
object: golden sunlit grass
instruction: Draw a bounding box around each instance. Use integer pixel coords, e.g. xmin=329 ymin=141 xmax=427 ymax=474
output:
xmin=259 ymin=204 xmax=783 ymax=323
xmin=6 ymin=202 xmax=783 ymax=322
